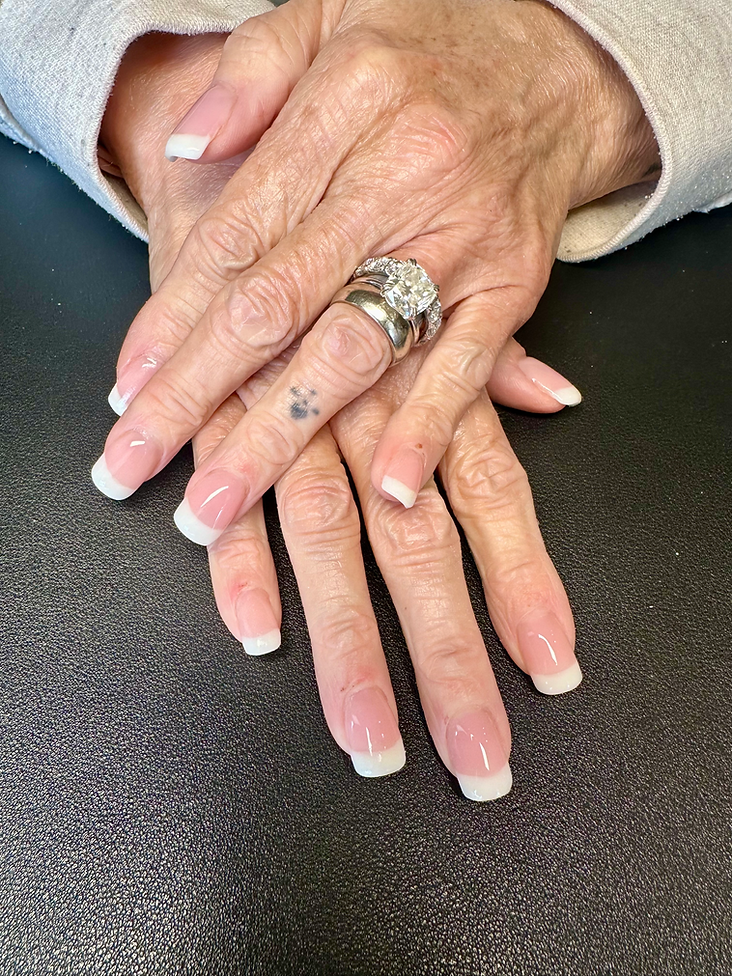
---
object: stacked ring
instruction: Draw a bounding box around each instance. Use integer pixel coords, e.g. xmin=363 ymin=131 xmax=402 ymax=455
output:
xmin=330 ymin=257 xmax=443 ymax=365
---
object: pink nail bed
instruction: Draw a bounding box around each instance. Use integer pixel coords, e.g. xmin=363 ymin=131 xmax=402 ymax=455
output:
xmin=174 ymin=471 xmax=249 ymax=547
xmin=446 ymin=710 xmax=512 ymax=802
xmin=516 ymin=357 xmax=582 ymax=406
xmin=164 ymin=84 xmax=236 ymax=161
xmin=235 ymin=588 xmax=281 ymax=656
xmin=516 ymin=609 xmax=583 ymax=695
xmin=345 ymin=688 xmax=406 ymax=778
xmin=91 ymin=428 xmax=163 ymax=500
xmin=381 ymin=446 xmax=426 ymax=509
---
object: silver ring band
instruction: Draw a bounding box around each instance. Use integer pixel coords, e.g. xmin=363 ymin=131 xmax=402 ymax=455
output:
xmin=330 ymin=281 xmax=415 ymax=364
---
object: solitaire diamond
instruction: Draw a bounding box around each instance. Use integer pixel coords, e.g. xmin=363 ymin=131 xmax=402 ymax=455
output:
xmin=352 ymin=257 xmax=442 ymax=344
xmin=383 ymin=260 xmax=437 ymax=318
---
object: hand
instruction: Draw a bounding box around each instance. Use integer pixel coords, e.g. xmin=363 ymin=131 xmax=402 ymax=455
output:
xmin=96 ymin=30 xmax=583 ymax=799
xmin=93 ymin=0 xmax=654 ymax=547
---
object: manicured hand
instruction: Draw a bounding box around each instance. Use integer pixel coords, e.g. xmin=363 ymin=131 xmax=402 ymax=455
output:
xmin=95 ymin=29 xmax=583 ymax=798
xmin=202 ymin=345 xmax=581 ymax=799
xmin=93 ymin=0 xmax=656 ymax=546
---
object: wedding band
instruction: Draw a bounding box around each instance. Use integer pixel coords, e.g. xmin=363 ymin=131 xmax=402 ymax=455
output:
xmin=329 ymin=281 xmax=414 ymax=364
xmin=329 ymin=257 xmax=443 ymax=365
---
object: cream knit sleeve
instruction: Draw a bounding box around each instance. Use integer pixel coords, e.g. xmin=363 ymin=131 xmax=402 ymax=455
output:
xmin=0 ymin=0 xmax=273 ymax=240
xmin=0 ymin=1 xmax=730 ymax=258
xmin=551 ymin=0 xmax=732 ymax=261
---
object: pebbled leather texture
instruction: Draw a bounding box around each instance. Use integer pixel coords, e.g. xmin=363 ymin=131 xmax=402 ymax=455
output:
xmin=0 ymin=135 xmax=730 ymax=975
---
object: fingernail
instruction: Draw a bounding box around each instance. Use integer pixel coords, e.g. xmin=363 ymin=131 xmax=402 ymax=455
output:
xmin=516 ymin=357 xmax=582 ymax=406
xmin=91 ymin=428 xmax=163 ymax=501
xmin=235 ymin=588 xmax=281 ymax=656
xmin=345 ymin=688 xmax=406 ymax=778
xmin=174 ymin=471 xmax=249 ymax=547
xmin=109 ymin=353 xmax=162 ymax=416
xmin=446 ymin=710 xmax=512 ymax=802
xmin=516 ymin=609 xmax=583 ymax=695
xmin=108 ymin=384 xmax=128 ymax=416
xmin=164 ymin=84 xmax=236 ymax=161
xmin=381 ymin=447 xmax=425 ymax=509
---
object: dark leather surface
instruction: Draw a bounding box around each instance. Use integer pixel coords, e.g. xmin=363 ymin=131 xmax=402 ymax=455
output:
xmin=1 ymin=134 xmax=731 ymax=976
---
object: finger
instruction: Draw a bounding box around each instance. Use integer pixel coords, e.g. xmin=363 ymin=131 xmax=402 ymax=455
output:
xmin=440 ymin=390 xmax=581 ymax=695
xmin=275 ymin=426 xmax=406 ymax=778
xmin=184 ymin=334 xmax=581 ymax=545
xmin=371 ymin=288 xmax=539 ymax=507
xmin=192 ymin=396 xmax=282 ymax=655
xmin=164 ymin=0 xmax=335 ymax=164
xmin=113 ymin=40 xmax=379 ymax=413
xmin=171 ymin=301 xmax=393 ymax=545
xmin=485 ymin=337 xmax=582 ymax=414
xmin=330 ymin=401 xmax=512 ymax=802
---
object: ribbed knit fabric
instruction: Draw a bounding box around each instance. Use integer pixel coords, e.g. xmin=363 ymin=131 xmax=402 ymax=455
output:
xmin=0 ymin=0 xmax=730 ymax=259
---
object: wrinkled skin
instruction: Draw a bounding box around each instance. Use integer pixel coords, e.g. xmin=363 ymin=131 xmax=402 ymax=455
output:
xmin=98 ymin=0 xmax=659 ymax=544
xmin=98 ymin=27 xmax=596 ymax=796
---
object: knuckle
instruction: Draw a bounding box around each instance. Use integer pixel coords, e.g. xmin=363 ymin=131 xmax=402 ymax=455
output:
xmin=398 ymin=99 xmax=472 ymax=175
xmin=304 ymin=312 xmax=391 ymax=396
xmin=331 ymin=31 xmax=407 ymax=107
xmin=210 ymin=528 xmax=271 ymax=581
xmin=241 ymin=410 xmax=301 ymax=470
xmin=368 ymin=490 xmax=458 ymax=566
xmin=213 ymin=270 xmax=301 ymax=363
xmin=413 ymin=639 xmax=483 ymax=690
xmin=192 ymin=209 xmax=255 ymax=280
xmin=313 ymin=607 xmax=380 ymax=662
xmin=278 ymin=470 xmax=358 ymax=540
xmin=143 ymin=372 xmax=209 ymax=431
xmin=448 ymin=438 xmax=531 ymax=514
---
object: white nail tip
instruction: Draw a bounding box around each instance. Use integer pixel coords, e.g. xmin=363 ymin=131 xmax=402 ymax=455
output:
xmin=350 ymin=739 xmax=406 ymax=778
xmin=457 ymin=764 xmax=513 ymax=802
xmin=554 ymin=385 xmax=583 ymax=406
xmin=164 ymin=133 xmax=210 ymax=161
xmin=173 ymin=498 xmax=223 ymax=547
xmin=532 ymin=661 xmax=583 ymax=696
xmin=381 ymin=476 xmax=417 ymax=509
xmin=91 ymin=456 xmax=136 ymax=501
xmin=107 ymin=384 xmax=128 ymax=416
xmin=242 ymin=629 xmax=281 ymax=656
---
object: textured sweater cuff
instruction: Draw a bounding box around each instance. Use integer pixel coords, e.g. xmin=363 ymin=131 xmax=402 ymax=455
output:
xmin=551 ymin=0 xmax=732 ymax=262
xmin=0 ymin=0 xmax=273 ymax=241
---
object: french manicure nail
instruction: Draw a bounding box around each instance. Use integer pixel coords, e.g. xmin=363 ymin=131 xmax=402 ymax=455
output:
xmin=235 ymin=588 xmax=281 ymax=656
xmin=174 ymin=471 xmax=249 ymax=547
xmin=164 ymin=84 xmax=236 ymax=161
xmin=91 ymin=428 xmax=163 ymax=501
xmin=516 ymin=357 xmax=582 ymax=406
xmin=109 ymin=353 xmax=162 ymax=416
xmin=345 ymin=687 xmax=406 ymax=778
xmin=446 ymin=710 xmax=512 ymax=802
xmin=381 ymin=447 xmax=425 ymax=509
xmin=516 ymin=609 xmax=583 ymax=695
xmin=108 ymin=384 xmax=129 ymax=416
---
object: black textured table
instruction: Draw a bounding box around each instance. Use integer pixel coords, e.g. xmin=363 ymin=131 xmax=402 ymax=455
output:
xmin=1 ymin=134 xmax=731 ymax=975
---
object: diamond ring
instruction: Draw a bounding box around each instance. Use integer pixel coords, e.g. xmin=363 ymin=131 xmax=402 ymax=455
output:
xmin=329 ymin=257 xmax=443 ymax=366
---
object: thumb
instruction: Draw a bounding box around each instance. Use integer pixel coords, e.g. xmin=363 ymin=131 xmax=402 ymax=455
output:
xmin=164 ymin=0 xmax=336 ymax=163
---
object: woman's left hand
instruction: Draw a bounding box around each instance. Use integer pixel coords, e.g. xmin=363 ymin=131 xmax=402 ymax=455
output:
xmin=94 ymin=0 xmax=657 ymax=543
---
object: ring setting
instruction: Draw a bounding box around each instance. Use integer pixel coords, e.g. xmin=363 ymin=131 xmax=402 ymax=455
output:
xmin=329 ymin=257 xmax=443 ymax=365
xmin=352 ymin=257 xmax=443 ymax=342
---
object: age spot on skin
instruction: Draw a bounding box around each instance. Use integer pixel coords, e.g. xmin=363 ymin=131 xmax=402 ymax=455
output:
xmin=289 ymin=386 xmax=320 ymax=420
